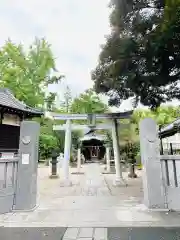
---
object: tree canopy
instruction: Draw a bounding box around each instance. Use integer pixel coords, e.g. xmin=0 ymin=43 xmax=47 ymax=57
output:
xmin=0 ymin=38 xmax=63 ymax=108
xmin=92 ymin=0 xmax=180 ymax=109
xmin=0 ymin=38 xmax=65 ymax=159
xmin=132 ymin=105 xmax=180 ymax=126
xmin=70 ymin=89 xmax=109 ymax=114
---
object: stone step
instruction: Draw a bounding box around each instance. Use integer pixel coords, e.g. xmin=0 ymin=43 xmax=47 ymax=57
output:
xmin=63 ymin=228 xmax=107 ymax=240
xmin=38 ymin=196 xmax=141 ymax=210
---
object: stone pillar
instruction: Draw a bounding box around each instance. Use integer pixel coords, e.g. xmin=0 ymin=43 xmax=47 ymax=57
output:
xmin=71 ymin=145 xmax=84 ymax=175
xmin=139 ymin=118 xmax=166 ymax=209
xmin=77 ymin=148 xmax=81 ymax=172
xmin=13 ymin=121 xmax=40 ymax=211
xmin=49 ymin=150 xmax=59 ymax=179
xmin=62 ymin=119 xmax=72 ymax=186
xmin=106 ymin=146 xmax=111 ymax=173
xmin=111 ymin=119 xmax=126 ymax=186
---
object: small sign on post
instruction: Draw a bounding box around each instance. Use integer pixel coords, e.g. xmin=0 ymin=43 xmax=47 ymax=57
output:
xmin=22 ymin=154 xmax=30 ymax=165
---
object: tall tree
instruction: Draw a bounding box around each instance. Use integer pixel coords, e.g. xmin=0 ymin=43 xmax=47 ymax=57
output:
xmin=60 ymin=85 xmax=72 ymax=113
xmin=46 ymin=92 xmax=57 ymax=111
xmin=92 ymin=0 xmax=180 ymax=109
xmin=70 ymin=89 xmax=108 ymax=114
xmin=132 ymin=106 xmax=179 ymax=127
xmin=0 ymin=38 xmax=63 ymax=108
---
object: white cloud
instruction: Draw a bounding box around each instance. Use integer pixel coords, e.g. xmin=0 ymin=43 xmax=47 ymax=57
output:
xmin=0 ymin=0 xmax=111 ymax=97
xmin=1 ymin=1 xmax=178 ymax=112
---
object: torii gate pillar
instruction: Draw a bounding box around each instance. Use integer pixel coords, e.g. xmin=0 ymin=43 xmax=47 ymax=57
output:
xmin=61 ymin=119 xmax=72 ymax=186
xmin=112 ymin=119 xmax=126 ymax=186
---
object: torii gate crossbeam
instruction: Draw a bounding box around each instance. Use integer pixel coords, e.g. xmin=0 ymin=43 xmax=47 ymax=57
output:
xmin=53 ymin=123 xmax=130 ymax=131
xmin=46 ymin=111 xmax=133 ymax=120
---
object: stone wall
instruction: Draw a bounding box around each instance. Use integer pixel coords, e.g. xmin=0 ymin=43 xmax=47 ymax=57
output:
xmin=140 ymin=118 xmax=180 ymax=211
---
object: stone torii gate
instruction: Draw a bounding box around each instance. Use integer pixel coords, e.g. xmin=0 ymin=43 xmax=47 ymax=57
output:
xmin=49 ymin=111 xmax=133 ymax=186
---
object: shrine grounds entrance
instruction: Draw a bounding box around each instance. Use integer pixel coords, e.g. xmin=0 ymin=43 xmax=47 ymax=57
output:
xmin=2 ymin=114 xmax=180 ymax=217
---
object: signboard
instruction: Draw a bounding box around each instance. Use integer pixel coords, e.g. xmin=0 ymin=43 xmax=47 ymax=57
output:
xmin=2 ymin=113 xmax=20 ymax=126
xmin=22 ymin=154 xmax=30 ymax=165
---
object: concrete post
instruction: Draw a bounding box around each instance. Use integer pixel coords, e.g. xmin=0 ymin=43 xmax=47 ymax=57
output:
xmin=62 ymin=119 xmax=72 ymax=186
xmin=13 ymin=121 xmax=40 ymax=211
xmin=106 ymin=147 xmax=111 ymax=173
xmin=111 ymin=119 xmax=126 ymax=186
xmin=139 ymin=118 xmax=166 ymax=209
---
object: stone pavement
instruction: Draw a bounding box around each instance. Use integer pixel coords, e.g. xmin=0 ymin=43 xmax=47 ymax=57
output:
xmin=0 ymin=163 xmax=180 ymax=227
xmin=63 ymin=227 xmax=107 ymax=240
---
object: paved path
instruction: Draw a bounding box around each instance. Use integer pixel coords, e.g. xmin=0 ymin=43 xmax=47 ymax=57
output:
xmin=0 ymin=163 xmax=180 ymax=227
xmin=63 ymin=227 xmax=107 ymax=240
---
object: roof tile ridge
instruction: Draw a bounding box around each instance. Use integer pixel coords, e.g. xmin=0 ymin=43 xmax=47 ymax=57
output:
xmin=4 ymin=88 xmax=27 ymax=109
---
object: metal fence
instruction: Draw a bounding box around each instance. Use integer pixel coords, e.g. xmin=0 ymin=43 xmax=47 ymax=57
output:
xmin=160 ymin=142 xmax=180 ymax=155
xmin=160 ymin=155 xmax=180 ymax=210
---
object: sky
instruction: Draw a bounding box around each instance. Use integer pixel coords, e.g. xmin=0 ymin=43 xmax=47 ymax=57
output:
xmin=0 ymin=0 xmax=113 ymax=100
xmin=0 ymin=0 xmax=178 ymax=111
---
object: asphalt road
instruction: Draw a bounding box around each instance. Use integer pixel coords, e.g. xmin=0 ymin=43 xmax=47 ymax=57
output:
xmin=1 ymin=227 xmax=180 ymax=240
xmin=108 ymin=227 xmax=180 ymax=240
xmin=0 ymin=227 xmax=67 ymax=240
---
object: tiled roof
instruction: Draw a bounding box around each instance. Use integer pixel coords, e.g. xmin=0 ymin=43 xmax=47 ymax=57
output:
xmin=80 ymin=133 xmax=106 ymax=142
xmin=0 ymin=88 xmax=43 ymax=115
xmin=159 ymin=118 xmax=180 ymax=138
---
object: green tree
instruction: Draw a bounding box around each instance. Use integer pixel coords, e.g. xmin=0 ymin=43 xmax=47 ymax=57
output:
xmin=132 ymin=106 xmax=179 ymax=127
xmin=60 ymin=85 xmax=72 ymax=113
xmin=132 ymin=109 xmax=156 ymax=126
xmin=34 ymin=117 xmax=64 ymax=161
xmin=119 ymin=120 xmax=139 ymax=178
xmin=39 ymin=134 xmax=59 ymax=160
xmin=46 ymin=92 xmax=57 ymax=111
xmin=154 ymin=106 xmax=179 ymax=126
xmin=92 ymin=0 xmax=180 ymax=109
xmin=0 ymin=38 xmax=63 ymax=108
xmin=0 ymin=38 xmax=66 ymax=162
xmin=70 ymin=89 xmax=108 ymax=114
